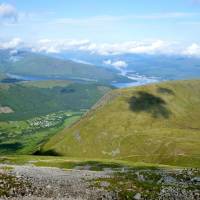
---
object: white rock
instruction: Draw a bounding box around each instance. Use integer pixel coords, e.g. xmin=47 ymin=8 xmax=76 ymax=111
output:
xmin=46 ymin=185 xmax=51 ymax=189
xmin=134 ymin=193 xmax=141 ymax=200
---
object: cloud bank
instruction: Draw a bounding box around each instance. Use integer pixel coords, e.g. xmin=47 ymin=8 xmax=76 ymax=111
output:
xmin=32 ymin=39 xmax=90 ymax=53
xmin=32 ymin=39 xmax=171 ymax=55
xmin=0 ymin=38 xmax=23 ymax=49
xmin=1 ymin=38 xmax=200 ymax=57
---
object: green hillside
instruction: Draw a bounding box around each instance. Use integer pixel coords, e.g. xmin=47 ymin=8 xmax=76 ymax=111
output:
xmin=43 ymin=80 xmax=200 ymax=167
xmin=0 ymin=80 xmax=112 ymax=154
xmin=0 ymin=50 xmax=128 ymax=83
xmin=0 ymin=80 xmax=111 ymax=121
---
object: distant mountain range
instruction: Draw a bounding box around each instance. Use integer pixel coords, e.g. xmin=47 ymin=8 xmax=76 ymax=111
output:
xmin=49 ymin=51 xmax=200 ymax=81
xmin=0 ymin=49 xmax=129 ymax=84
xmin=1 ymin=48 xmax=200 ymax=87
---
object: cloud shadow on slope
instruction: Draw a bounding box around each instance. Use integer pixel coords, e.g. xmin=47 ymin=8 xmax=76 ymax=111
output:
xmin=129 ymin=91 xmax=171 ymax=118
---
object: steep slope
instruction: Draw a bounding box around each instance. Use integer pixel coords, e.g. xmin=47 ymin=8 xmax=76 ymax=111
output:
xmin=43 ymin=80 xmax=200 ymax=167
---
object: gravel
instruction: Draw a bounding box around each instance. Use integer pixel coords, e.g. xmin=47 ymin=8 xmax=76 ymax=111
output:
xmin=0 ymin=164 xmax=117 ymax=200
xmin=0 ymin=164 xmax=199 ymax=200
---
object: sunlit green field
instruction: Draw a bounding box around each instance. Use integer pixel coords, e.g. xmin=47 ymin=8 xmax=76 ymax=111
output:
xmin=0 ymin=111 xmax=82 ymax=154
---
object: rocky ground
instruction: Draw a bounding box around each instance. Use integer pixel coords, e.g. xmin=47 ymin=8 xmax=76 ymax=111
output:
xmin=0 ymin=164 xmax=116 ymax=200
xmin=0 ymin=164 xmax=199 ymax=200
xmin=99 ymin=168 xmax=200 ymax=200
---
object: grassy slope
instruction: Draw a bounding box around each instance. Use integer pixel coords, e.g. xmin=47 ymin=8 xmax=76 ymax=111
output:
xmin=0 ymin=80 xmax=111 ymax=121
xmin=43 ymin=80 xmax=200 ymax=167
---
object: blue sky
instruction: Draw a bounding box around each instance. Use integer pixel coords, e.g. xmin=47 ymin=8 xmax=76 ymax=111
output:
xmin=0 ymin=0 xmax=200 ymax=55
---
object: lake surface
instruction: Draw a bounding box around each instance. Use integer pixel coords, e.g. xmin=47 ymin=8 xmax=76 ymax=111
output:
xmin=7 ymin=72 xmax=161 ymax=88
xmin=112 ymin=70 xmax=161 ymax=88
xmin=112 ymin=80 xmax=158 ymax=88
xmin=6 ymin=73 xmax=54 ymax=81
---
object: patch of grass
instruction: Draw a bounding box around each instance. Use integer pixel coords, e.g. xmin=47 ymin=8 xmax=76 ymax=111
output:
xmin=0 ymin=155 xmax=178 ymax=170
xmin=0 ymin=166 xmax=14 ymax=171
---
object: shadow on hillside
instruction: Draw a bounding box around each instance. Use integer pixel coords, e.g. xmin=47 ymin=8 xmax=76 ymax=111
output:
xmin=0 ymin=142 xmax=23 ymax=153
xmin=60 ymin=88 xmax=75 ymax=94
xmin=129 ymin=91 xmax=171 ymax=118
xmin=33 ymin=149 xmax=62 ymax=156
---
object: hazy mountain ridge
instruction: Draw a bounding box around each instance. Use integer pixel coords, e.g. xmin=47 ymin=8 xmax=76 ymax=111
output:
xmin=0 ymin=49 xmax=129 ymax=84
xmin=50 ymin=51 xmax=200 ymax=80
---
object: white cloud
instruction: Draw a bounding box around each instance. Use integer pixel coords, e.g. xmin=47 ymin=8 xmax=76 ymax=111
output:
xmin=79 ymin=40 xmax=169 ymax=55
xmin=0 ymin=38 xmax=23 ymax=49
xmin=32 ymin=39 xmax=90 ymax=53
xmin=34 ymin=39 xmax=167 ymax=55
xmin=103 ymin=60 xmax=112 ymax=65
xmin=30 ymin=39 xmax=191 ymax=56
xmin=32 ymin=39 xmax=200 ymax=57
xmin=183 ymin=43 xmax=200 ymax=56
xmin=0 ymin=3 xmax=18 ymax=22
xmin=104 ymin=60 xmax=128 ymax=69
xmin=1 ymin=38 xmax=200 ymax=58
